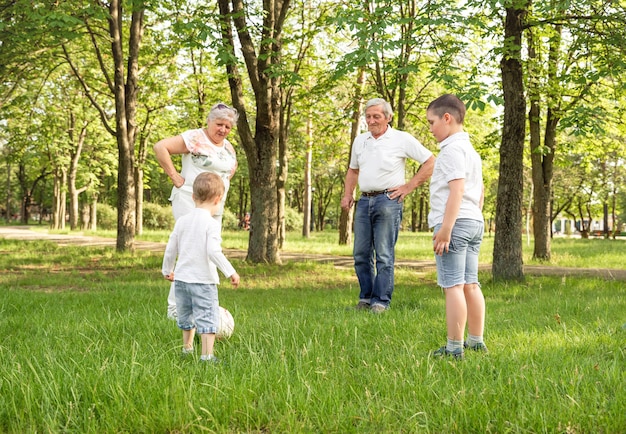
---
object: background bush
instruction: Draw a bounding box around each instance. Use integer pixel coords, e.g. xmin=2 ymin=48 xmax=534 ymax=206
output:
xmin=94 ymin=204 xmax=331 ymax=233
xmin=96 ymin=203 xmax=117 ymax=230
xmin=142 ymin=202 xmax=175 ymax=230
xmin=285 ymin=207 xmax=301 ymax=231
xmin=222 ymin=209 xmax=240 ymax=231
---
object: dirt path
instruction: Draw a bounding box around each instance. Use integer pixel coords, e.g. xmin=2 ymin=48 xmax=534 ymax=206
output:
xmin=3 ymin=225 xmax=626 ymax=280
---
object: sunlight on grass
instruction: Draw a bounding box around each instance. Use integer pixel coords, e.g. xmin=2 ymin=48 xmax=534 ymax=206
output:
xmin=1 ymin=238 xmax=625 ymax=432
xmin=61 ymin=227 xmax=626 ymax=270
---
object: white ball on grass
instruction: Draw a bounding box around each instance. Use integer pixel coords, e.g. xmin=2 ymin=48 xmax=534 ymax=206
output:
xmin=216 ymin=306 xmax=235 ymax=339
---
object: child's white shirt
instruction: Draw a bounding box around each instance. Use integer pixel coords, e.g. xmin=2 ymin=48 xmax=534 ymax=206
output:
xmin=428 ymin=132 xmax=483 ymax=228
xmin=162 ymin=208 xmax=236 ymax=284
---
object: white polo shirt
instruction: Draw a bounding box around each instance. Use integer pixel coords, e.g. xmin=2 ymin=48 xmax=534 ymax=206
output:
xmin=428 ymin=132 xmax=483 ymax=228
xmin=349 ymin=127 xmax=433 ymax=193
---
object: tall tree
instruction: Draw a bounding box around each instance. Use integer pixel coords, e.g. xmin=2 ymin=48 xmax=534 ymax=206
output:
xmin=108 ymin=0 xmax=142 ymax=250
xmin=277 ymin=0 xmax=334 ymax=244
xmin=217 ymin=0 xmax=291 ymax=263
xmin=525 ymin=2 xmax=626 ymax=259
xmin=492 ymin=2 xmax=528 ymax=280
xmin=338 ymin=67 xmax=366 ymax=245
xmin=51 ymin=0 xmax=146 ymax=250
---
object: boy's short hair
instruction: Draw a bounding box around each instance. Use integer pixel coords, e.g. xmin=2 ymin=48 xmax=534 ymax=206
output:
xmin=427 ymin=94 xmax=466 ymax=124
xmin=193 ymin=172 xmax=224 ymax=202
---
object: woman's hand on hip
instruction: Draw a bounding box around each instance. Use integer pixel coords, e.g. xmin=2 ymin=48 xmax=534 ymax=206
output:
xmin=171 ymin=173 xmax=185 ymax=188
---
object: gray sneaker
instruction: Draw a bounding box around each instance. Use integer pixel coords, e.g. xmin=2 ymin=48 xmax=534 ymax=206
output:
xmin=464 ymin=342 xmax=488 ymax=353
xmin=370 ymin=304 xmax=387 ymax=314
xmin=433 ymin=346 xmax=464 ymax=360
xmin=200 ymin=355 xmax=220 ymax=364
xmin=355 ymin=301 xmax=371 ymax=310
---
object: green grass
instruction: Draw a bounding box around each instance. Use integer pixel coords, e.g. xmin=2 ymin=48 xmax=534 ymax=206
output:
xmin=69 ymin=227 xmax=626 ymax=269
xmin=0 ymin=238 xmax=624 ymax=433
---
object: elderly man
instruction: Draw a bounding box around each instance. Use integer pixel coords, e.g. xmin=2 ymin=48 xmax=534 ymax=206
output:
xmin=341 ymin=98 xmax=435 ymax=313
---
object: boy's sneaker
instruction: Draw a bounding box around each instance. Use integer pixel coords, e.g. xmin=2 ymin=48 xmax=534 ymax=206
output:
xmin=433 ymin=346 xmax=464 ymax=360
xmin=200 ymin=355 xmax=220 ymax=364
xmin=182 ymin=347 xmax=194 ymax=356
xmin=464 ymin=342 xmax=489 ymax=353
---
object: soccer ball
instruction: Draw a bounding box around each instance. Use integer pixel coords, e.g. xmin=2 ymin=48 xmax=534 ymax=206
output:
xmin=216 ymin=306 xmax=235 ymax=339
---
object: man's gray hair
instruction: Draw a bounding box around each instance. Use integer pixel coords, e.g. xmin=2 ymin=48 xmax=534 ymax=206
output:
xmin=365 ymin=98 xmax=393 ymax=120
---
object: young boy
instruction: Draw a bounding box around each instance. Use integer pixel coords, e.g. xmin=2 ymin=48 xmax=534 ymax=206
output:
xmin=162 ymin=172 xmax=240 ymax=363
xmin=426 ymin=94 xmax=487 ymax=359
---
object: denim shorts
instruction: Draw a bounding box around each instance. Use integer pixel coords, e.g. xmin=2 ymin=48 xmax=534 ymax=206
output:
xmin=174 ymin=281 xmax=219 ymax=334
xmin=434 ymin=219 xmax=484 ymax=289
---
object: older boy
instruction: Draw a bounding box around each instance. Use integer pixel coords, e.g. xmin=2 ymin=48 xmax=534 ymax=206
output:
xmin=427 ymin=94 xmax=487 ymax=359
xmin=162 ymin=172 xmax=240 ymax=363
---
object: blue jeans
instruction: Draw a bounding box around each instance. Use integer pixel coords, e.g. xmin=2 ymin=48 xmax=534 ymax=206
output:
xmin=353 ymin=193 xmax=403 ymax=307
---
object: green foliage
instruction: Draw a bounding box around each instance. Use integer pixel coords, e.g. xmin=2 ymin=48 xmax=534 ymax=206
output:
xmin=221 ymin=208 xmax=240 ymax=231
xmin=0 ymin=239 xmax=624 ymax=432
xmin=96 ymin=203 xmax=117 ymax=230
xmin=142 ymin=202 xmax=175 ymax=230
xmin=284 ymin=206 xmax=302 ymax=231
xmin=2 ymin=0 xmax=626 ymax=264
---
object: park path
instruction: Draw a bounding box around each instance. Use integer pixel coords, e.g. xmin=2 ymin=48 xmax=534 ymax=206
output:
xmin=2 ymin=225 xmax=626 ymax=281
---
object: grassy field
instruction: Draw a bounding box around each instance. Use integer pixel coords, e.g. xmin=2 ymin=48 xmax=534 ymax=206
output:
xmin=57 ymin=227 xmax=626 ymax=269
xmin=1 ymin=235 xmax=625 ymax=433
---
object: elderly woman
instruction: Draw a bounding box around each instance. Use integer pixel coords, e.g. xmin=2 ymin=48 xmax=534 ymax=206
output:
xmin=154 ymin=102 xmax=239 ymax=319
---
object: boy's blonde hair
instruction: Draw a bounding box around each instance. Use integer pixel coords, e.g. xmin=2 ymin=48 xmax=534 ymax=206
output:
xmin=427 ymin=94 xmax=466 ymax=124
xmin=193 ymin=172 xmax=224 ymax=202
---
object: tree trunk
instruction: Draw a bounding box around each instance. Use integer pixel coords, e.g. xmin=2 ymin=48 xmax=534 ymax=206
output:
xmin=80 ymin=201 xmax=90 ymax=230
xmin=67 ymin=115 xmax=88 ymax=230
xmin=531 ymin=110 xmax=558 ymax=260
xmin=419 ymin=191 xmax=428 ymax=232
xmin=51 ymin=169 xmax=67 ymax=230
xmin=108 ymin=0 xmax=143 ymax=251
xmin=5 ymin=162 xmax=11 ymax=224
xmin=135 ymin=119 xmax=153 ymax=237
xmin=68 ymin=184 xmax=80 ymax=230
xmin=277 ymin=97 xmax=291 ymax=248
xmin=529 ymin=24 xmax=561 ymax=261
xmin=339 ymin=67 xmax=365 ymax=245
xmin=247 ymin=135 xmax=280 ymax=263
xmin=217 ymin=0 xmax=290 ymax=263
xmin=492 ymin=5 xmax=527 ymax=281
xmin=135 ymin=166 xmax=144 ymax=235
xmin=89 ymin=193 xmax=98 ymax=231
xmin=18 ymin=163 xmax=48 ymax=225
xmin=303 ymin=114 xmax=313 ymax=238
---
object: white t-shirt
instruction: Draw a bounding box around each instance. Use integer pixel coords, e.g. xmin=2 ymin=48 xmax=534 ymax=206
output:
xmin=162 ymin=208 xmax=236 ymax=284
xmin=168 ymin=129 xmax=237 ymax=217
xmin=349 ymin=127 xmax=433 ymax=193
xmin=428 ymin=132 xmax=483 ymax=228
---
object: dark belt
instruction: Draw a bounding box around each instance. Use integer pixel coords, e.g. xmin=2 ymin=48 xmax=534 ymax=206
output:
xmin=362 ymin=189 xmax=388 ymax=197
